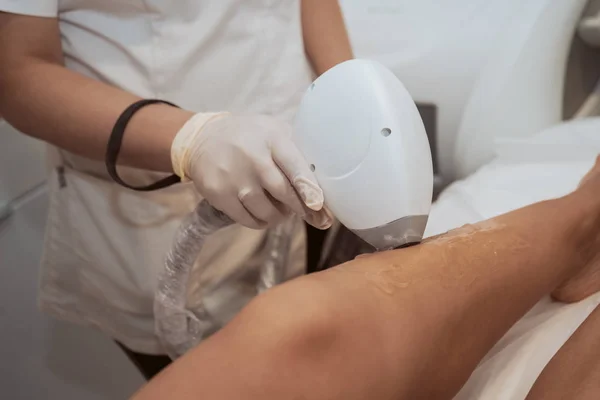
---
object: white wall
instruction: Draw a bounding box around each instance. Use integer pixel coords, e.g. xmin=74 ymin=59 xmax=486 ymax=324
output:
xmin=0 ymin=122 xmax=144 ymax=399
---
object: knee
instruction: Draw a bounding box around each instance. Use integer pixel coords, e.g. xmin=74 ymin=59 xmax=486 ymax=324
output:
xmin=240 ymin=278 xmax=346 ymax=364
xmin=215 ymin=274 xmax=394 ymax=398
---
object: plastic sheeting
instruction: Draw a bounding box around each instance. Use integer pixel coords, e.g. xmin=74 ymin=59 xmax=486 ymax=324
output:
xmin=423 ymin=118 xmax=600 ymax=399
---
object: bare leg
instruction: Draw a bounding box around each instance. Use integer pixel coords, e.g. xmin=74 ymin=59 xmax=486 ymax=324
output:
xmin=133 ymin=159 xmax=600 ymax=400
xmin=552 ymin=158 xmax=600 ymax=303
xmin=526 ymin=305 xmax=600 ymax=400
xmin=527 ymin=159 xmax=600 ymax=400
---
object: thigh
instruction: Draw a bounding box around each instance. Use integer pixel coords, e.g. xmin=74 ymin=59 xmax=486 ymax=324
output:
xmin=453 ymin=294 xmax=600 ymax=400
xmin=526 ymin=304 xmax=600 ymax=400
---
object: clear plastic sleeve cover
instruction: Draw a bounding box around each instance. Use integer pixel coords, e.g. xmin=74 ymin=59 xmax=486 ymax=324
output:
xmin=154 ymin=200 xmax=297 ymax=359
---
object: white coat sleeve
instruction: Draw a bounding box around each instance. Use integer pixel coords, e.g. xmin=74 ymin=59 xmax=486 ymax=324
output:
xmin=0 ymin=0 xmax=57 ymax=17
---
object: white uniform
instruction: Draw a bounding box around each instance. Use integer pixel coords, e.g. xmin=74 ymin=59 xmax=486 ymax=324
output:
xmin=1 ymin=0 xmax=313 ymax=354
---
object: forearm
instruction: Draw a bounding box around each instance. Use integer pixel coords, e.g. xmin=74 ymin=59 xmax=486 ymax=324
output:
xmin=133 ymin=189 xmax=600 ymax=400
xmin=301 ymin=0 xmax=354 ymax=76
xmin=1 ymin=61 xmax=192 ymax=171
xmin=0 ymin=14 xmax=193 ymax=172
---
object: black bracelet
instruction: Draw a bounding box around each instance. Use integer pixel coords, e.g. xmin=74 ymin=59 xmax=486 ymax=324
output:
xmin=105 ymin=99 xmax=182 ymax=191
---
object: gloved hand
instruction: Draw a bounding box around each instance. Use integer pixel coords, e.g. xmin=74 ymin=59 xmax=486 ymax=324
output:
xmin=171 ymin=112 xmax=333 ymax=230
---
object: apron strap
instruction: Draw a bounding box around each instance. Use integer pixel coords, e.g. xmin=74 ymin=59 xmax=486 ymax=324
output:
xmin=106 ymin=99 xmax=182 ymax=191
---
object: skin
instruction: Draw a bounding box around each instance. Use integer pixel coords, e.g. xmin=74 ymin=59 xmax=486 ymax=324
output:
xmin=0 ymin=13 xmax=190 ymax=172
xmin=0 ymin=0 xmax=353 ymax=172
xmin=302 ymin=0 xmax=354 ymax=75
xmin=131 ymin=159 xmax=600 ymax=400
xmin=525 ymin=305 xmax=600 ymax=400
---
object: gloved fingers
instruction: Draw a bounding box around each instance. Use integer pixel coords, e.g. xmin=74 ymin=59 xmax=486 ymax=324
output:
xmin=270 ymin=136 xmax=324 ymax=211
xmin=238 ymin=187 xmax=287 ymax=226
xmin=258 ymin=165 xmax=332 ymax=229
xmin=257 ymin=161 xmax=307 ymax=218
xmin=303 ymin=205 xmax=334 ymax=230
xmin=209 ymin=195 xmax=267 ymax=230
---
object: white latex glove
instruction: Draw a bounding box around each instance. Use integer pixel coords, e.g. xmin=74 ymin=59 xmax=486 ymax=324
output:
xmin=171 ymin=113 xmax=333 ymax=230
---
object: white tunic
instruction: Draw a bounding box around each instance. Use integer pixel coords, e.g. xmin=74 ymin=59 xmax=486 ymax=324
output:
xmin=0 ymin=0 xmax=313 ymax=354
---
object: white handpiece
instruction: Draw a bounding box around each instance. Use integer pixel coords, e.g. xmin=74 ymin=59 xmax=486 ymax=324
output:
xmin=293 ymin=59 xmax=433 ymax=250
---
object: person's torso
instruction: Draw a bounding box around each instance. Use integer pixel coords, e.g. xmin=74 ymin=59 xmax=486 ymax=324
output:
xmin=40 ymin=0 xmax=312 ymax=353
xmin=56 ymin=0 xmax=314 ymax=181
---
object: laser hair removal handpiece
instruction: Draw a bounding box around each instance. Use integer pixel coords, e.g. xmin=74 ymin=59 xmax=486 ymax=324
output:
xmin=155 ymin=60 xmax=433 ymax=359
xmin=293 ymin=59 xmax=434 ymax=250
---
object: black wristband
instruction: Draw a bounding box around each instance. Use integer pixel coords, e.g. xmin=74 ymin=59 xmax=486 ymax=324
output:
xmin=106 ymin=99 xmax=182 ymax=191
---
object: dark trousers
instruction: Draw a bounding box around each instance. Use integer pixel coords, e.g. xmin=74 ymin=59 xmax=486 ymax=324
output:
xmin=117 ymin=342 xmax=172 ymax=381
